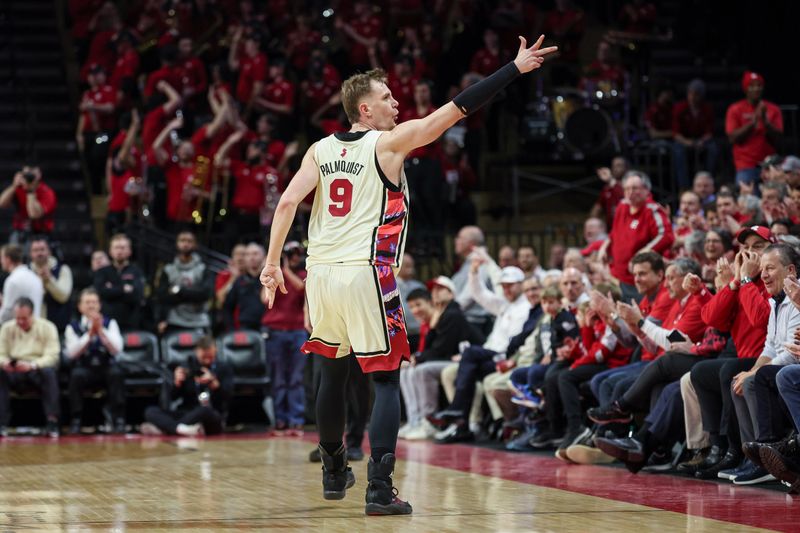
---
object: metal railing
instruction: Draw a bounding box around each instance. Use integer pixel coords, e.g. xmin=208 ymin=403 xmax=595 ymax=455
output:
xmin=127 ymin=222 xmax=230 ymax=278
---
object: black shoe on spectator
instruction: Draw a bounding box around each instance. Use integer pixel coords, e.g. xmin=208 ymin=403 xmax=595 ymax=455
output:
xmin=731 ymin=460 xmax=775 ymax=485
xmin=69 ymin=419 xmax=82 ymax=435
xmin=434 ymin=423 xmax=474 ymax=444
xmin=594 ymin=436 xmax=646 ymax=473
xmin=587 ymin=401 xmax=632 ymax=425
xmin=695 ymin=449 xmax=741 ymax=479
xmin=45 ymin=421 xmax=60 ymax=439
xmin=558 ymin=425 xmax=591 ymax=452
xmin=676 ymin=447 xmax=710 ymax=475
xmin=529 ymin=430 xmax=564 ymax=449
xmin=309 ymin=447 xmax=322 ymax=463
xmin=641 ymin=449 xmax=673 ymax=473
xmin=365 ymin=453 xmax=412 ymax=516
xmin=759 ymin=436 xmax=800 ymax=492
xmin=742 ymin=441 xmax=769 ymax=468
xmin=347 ymin=447 xmax=365 ymax=462
xmin=693 ymin=444 xmax=723 ymax=471
xmin=319 ymin=444 xmax=355 ymax=500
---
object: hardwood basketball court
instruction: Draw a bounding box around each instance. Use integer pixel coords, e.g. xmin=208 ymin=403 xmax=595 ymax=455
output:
xmin=0 ymin=433 xmax=795 ymax=531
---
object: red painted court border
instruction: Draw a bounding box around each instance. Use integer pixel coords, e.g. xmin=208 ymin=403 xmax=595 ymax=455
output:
xmin=3 ymin=432 xmax=797 ymax=531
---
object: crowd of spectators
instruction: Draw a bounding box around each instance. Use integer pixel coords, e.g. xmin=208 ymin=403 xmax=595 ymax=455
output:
xmin=0 ymin=0 xmax=797 ymax=495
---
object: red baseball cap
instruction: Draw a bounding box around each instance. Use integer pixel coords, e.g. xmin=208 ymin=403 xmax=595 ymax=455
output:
xmin=736 ymin=225 xmax=777 ymax=244
xmin=742 ymin=71 xmax=765 ymax=92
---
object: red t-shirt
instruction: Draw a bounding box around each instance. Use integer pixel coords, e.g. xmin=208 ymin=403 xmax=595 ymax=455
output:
xmin=177 ymin=56 xmax=208 ymax=98
xmin=388 ymin=74 xmax=418 ymax=113
xmin=543 ymin=8 xmax=585 ymax=62
xmin=644 ymin=101 xmax=673 ymax=132
xmin=164 ymin=161 xmax=197 ymax=221
xmin=142 ymin=105 xmax=171 ymax=150
xmin=595 ymin=182 xmax=624 ymax=229
xmin=230 ymin=161 xmax=281 ymax=213
xmin=639 ymin=285 xmax=673 ymax=324
xmin=191 ymin=124 xmax=231 ymax=160
xmin=303 ymin=79 xmax=338 ymax=114
xmin=110 ymin=49 xmax=140 ymax=93
xmin=261 ymin=79 xmax=295 ymax=111
xmin=235 ymin=52 xmax=268 ymax=103
xmin=725 ymin=99 xmax=784 ymax=170
xmin=470 ymin=48 xmax=500 ymax=77
xmin=608 ymin=199 xmax=675 ymax=285
xmin=143 ymin=66 xmax=182 ymax=99
xmin=13 ymin=184 xmax=56 ymax=232
xmin=81 ymin=29 xmax=115 ymax=81
xmin=261 ymin=269 xmax=306 ymax=330
xmin=672 ymin=100 xmax=714 ymax=139
xmin=241 ymin=131 xmax=286 ymax=167
xmin=346 ymin=15 xmax=382 ymax=67
xmin=582 ymin=60 xmax=625 ymax=89
xmin=81 ymin=85 xmax=117 ymax=132
xmin=287 ymin=28 xmax=321 ymax=72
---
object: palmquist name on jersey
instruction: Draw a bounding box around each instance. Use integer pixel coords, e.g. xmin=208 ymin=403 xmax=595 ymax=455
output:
xmin=319 ymin=160 xmax=366 ymax=177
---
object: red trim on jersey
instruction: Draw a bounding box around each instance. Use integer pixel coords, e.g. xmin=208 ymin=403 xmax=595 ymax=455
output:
xmin=301 ymin=339 xmax=339 ymax=358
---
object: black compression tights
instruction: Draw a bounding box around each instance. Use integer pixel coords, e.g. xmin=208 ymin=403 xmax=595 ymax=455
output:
xmin=315 ymin=354 xmax=401 ymax=461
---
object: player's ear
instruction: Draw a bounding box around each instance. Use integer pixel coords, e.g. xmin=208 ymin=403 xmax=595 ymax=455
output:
xmin=359 ymin=101 xmax=370 ymax=118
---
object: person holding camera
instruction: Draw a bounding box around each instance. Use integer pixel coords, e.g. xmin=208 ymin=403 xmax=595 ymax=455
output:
xmin=64 ymin=288 xmax=126 ymax=434
xmin=140 ymin=336 xmax=233 ymax=436
xmin=0 ymin=166 xmax=57 ymax=244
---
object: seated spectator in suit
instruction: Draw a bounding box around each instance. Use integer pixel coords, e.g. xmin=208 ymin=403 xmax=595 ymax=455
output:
xmin=223 ymin=243 xmax=266 ymax=331
xmin=64 ymin=288 xmax=125 ymax=434
xmin=94 ymin=233 xmax=145 ymax=331
xmin=156 ymin=231 xmax=213 ymax=335
xmin=0 ymin=298 xmax=60 ymax=437
xmin=141 ymin=335 xmax=233 ymax=436
xmin=29 ymin=238 xmax=73 ymax=333
xmin=0 ymin=244 xmax=43 ymax=323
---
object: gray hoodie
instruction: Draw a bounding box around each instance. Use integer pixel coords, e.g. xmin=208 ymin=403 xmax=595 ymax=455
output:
xmin=159 ymin=253 xmax=213 ymax=329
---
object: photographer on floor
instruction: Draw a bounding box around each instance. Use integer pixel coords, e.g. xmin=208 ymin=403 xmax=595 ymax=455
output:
xmin=141 ymin=335 xmax=233 ymax=436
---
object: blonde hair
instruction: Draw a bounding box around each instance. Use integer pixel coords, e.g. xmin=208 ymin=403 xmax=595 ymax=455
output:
xmin=341 ymin=69 xmax=388 ymax=124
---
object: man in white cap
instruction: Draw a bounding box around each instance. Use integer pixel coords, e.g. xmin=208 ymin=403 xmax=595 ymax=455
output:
xmin=432 ymin=255 xmax=531 ymax=443
xmin=399 ymin=276 xmax=484 ymax=440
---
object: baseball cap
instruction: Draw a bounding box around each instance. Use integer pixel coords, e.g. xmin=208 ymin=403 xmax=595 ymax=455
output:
xmin=736 ymin=225 xmax=777 ymax=244
xmin=781 ymin=155 xmax=800 ymax=173
xmin=760 ymin=154 xmax=783 ymax=168
xmin=430 ymin=275 xmax=456 ymax=294
xmin=741 ymin=71 xmax=765 ymax=92
xmin=283 ymin=241 xmax=304 ymax=253
xmin=499 ymin=266 xmax=525 ymax=284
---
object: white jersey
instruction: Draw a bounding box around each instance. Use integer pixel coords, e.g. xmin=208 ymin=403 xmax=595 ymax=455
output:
xmin=306 ymin=130 xmax=409 ymax=268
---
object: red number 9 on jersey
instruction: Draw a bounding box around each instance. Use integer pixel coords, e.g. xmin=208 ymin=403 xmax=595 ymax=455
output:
xmin=328 ymin=178 xmax=353 ymax=217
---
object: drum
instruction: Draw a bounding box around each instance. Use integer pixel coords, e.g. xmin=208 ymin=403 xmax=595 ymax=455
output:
xmin=550 ymin=88 xmax=586 ymax=130
xmin=562 ymin=107 xmax=614 ymax=156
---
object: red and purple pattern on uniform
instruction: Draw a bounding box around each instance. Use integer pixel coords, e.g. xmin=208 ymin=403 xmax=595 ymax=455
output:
xmin=358 ymin=264 xmax=410 ymax=373
xmin=370 ymin=189 xmax=408 ymax=268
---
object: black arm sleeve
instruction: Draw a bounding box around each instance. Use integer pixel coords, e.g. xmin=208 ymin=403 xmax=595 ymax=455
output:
xmin=452 ymin=62 xmax=520 ymax=116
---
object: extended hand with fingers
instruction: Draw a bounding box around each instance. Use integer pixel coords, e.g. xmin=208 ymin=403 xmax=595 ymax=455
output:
xmin=513 ymin=35 xmax=558 ymax=74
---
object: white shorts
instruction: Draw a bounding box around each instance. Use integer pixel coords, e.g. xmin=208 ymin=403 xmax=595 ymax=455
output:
xmin=301 ymin=264 xmax=410 ymax=373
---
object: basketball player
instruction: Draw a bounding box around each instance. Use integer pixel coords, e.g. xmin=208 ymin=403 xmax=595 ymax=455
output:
xmin=261 ymin=35 xmax=557 ymax=515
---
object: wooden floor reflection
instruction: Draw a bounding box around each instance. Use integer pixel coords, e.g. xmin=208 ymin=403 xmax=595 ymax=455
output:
xmin=0 ymin=435 xmax=781 ymax=532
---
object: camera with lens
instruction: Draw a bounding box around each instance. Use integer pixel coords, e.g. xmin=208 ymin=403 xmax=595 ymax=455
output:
xmin=186 ymin=356 xmax=211 ymax=406
xmin=22 ymin=171 xmax=36 ymax=184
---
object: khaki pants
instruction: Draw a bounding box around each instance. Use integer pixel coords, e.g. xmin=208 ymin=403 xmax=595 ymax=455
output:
xmin=482 ymin=371 xmax=512 ymax=421
xmin=680 ymin=371 xmax=710 ymax=449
